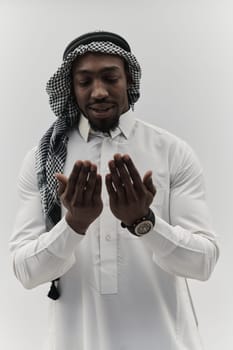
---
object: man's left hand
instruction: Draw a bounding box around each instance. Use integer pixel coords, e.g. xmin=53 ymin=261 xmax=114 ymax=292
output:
xmin=105 ymin=154 xmax=156 ymax=226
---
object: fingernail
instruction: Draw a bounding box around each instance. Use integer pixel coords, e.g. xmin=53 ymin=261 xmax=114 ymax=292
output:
xmin=109 ymin=161 xmax=115 ymax=168
xmin=123 ymin=154 xmax=130 ymax=161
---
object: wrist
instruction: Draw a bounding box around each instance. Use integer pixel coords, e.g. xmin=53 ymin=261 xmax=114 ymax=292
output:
xmin=65 ymin=213 xmax=88 ymax=235
xmin=121 ymin=208 xmax=155 ymax=237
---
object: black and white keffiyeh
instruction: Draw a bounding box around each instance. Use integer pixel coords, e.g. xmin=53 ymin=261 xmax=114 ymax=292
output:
xmin=35 ymin=35 xmax=142 ymax=299
xmin=46 ymin=41 xmax=141 ymax=120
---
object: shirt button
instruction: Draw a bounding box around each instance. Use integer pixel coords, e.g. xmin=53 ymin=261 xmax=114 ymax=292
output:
xmin=105 ymin=234 xmax=111 ymax=241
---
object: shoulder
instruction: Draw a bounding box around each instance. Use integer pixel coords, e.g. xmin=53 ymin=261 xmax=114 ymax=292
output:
xmin=134 ymin=118 xmax=202 ymax=175
xmin=18 ymin=147 xmax=38 ymax=192
xmin=134 ymin=118 xmax=189 ymax=150
xmin=20 ymin=146 xmax=37 ymax=170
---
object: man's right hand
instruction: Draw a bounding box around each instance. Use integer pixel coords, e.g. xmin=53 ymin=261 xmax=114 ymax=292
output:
xmin=55 ymin=160 xmax=103 ymax=234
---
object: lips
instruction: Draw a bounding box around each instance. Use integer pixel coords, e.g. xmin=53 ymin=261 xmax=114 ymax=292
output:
xmin=90 ymin=107 xmax=112 ymax=112
xmin=88 ymin=103 xmax=115 ymax=117
xmin=89 ymin=103 xmax=114 ymax=110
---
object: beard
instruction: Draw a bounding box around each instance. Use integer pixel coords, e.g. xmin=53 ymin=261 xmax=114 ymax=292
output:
xmin=81 ymin=105 xmax=122 ymax=133
xmin=77 ymin=99 xmax=129 ymax=133
xmin=88 ymin=114 xmax=120 ymax=133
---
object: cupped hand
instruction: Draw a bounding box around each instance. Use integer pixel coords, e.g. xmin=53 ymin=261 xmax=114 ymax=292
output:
xmin=105 ymin=154 xmax=156 ymax=226
xmin=55 ymin=160 xmax=103 ymax=234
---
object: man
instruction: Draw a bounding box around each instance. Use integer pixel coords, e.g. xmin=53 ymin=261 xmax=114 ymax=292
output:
xmin=10 ymin=31 xmax=219 ymax=350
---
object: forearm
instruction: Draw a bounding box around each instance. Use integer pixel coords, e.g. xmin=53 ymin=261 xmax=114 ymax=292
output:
xmin=141 ymin=216 xmax=219 ymax=281
xmin=10 ymin=218 xmax=84 ymax=289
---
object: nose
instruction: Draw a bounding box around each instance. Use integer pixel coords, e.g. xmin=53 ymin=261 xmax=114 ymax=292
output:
xmin=91 ymin=80 xmax=109 ymax=100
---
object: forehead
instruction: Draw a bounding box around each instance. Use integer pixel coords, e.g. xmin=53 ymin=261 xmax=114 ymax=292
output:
xmin=72 ymin=53 xmax=126 ymax=74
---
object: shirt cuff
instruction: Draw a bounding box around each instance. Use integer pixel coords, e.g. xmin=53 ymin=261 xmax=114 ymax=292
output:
xmin=44 ymin=217 xmax=85 ymax=260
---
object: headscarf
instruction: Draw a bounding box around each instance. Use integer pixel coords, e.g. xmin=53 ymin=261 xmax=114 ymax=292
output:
xmin=35 ymin=31 xmax=142 ymax=299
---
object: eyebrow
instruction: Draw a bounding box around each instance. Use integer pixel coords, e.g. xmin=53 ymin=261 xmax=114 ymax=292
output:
xmin=73 ymin=66 xmax=121 ymax=76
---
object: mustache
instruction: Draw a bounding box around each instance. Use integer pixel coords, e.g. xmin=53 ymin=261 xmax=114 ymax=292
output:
xmin=88 ymin=99 xmax=115 ymax=107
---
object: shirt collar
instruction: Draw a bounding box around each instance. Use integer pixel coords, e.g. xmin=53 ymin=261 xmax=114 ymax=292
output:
xmin=78 ymin=109 xmax=136 ymax=142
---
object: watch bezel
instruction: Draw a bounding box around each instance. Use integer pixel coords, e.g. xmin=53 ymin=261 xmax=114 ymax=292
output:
xmin=134 ymin=220 xmax=154 ymax=236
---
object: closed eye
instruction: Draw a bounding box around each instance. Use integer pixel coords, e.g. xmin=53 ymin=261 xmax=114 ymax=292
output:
xmin=77 ymin=80 xmax=91 ymax=87
xmin=104 ymin=76 xmax=119 ymax=84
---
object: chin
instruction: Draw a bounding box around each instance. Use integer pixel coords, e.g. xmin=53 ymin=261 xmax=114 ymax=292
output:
xmin=86 ymin=108 xmax=121 ymax=132
xmin=89 ymin=117 xmax=120 ymax=133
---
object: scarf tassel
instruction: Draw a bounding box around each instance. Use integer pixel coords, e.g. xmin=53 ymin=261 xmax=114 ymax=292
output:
xmin=48 ymin=279 xmax=60 ymax=300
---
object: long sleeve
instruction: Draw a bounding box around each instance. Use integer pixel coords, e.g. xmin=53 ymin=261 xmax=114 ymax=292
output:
xmin=10 ymin=119 xmax=219 ymax=291
xmin=9 ymin=114 xmax=220 ymax=350
xmin=141 ymin=140 xmax=219 ymax=281
xmin=9 ymin=148 xmax=84 ymax=289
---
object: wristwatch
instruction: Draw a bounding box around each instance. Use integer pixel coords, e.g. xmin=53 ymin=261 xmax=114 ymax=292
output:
xmin=121 ymin=208 xmax=155 ymax=237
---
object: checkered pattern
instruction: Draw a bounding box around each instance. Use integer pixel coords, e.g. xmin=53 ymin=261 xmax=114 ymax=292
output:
xmin=46 ymin=41 xmax=141 ymax=119
xmin=37 ymin=41 xmax=141 ymax=230
xmin=35 ymin=41 xmax=142 ymax=299
xmin=35 ymin=116 xmax=76 ymax=231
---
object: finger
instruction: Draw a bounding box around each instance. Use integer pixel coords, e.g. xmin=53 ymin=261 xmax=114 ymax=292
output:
xmin=83 ymin=164 xmax=97 ymax=203
xmin=122 ymin=155 xmax=144 ymax=194
xmin=55 ymin=173 xmax=68 ymax=196
xmin=105 ymin=173 xmax=117 ymax=202
xmin=143 ymin=171 xmax=156 ymax=196
xmin=113 ymin=154 xmax=137 ymax=200
xmin=66 ymin=161 xmax=83 ymax=201
xmin=93 ymin=174 xmax=102 ymax=204
xmin=108 ymin=160 xmax=126 ymax=201
xmin=73 ymin=161 xmax=91 ymax=205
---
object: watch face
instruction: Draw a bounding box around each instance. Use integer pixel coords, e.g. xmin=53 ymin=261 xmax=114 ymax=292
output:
xmin=135 ymin=220 xmax=153 ymax=236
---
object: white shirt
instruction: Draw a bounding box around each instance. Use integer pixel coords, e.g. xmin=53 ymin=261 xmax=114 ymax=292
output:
xmin=10 ymin=111 xmax=219 ymax=350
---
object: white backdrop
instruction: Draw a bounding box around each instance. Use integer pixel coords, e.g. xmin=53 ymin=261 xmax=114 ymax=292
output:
xmin=1 ymin=1 xmax=232 ymax=349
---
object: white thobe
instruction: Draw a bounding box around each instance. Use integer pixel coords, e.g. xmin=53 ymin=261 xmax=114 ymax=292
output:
xmin=10 ymin=111 xmax=219 ymax=350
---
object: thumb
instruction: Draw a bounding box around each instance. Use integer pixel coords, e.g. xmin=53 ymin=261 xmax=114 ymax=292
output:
xmin=143 ymin=171 xmax=156 ymax=196
xmin=54 ymin=173 xmax=68 ymax=196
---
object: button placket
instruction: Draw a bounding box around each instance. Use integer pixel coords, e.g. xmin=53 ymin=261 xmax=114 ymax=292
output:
xmin=99 ymin=138 xmax=118 ymax=294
